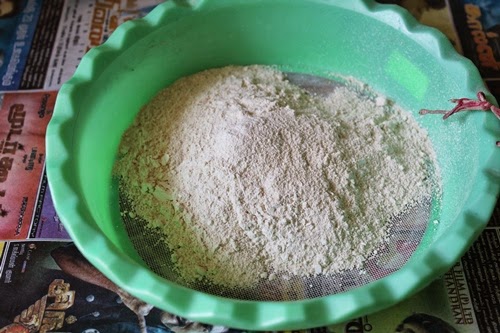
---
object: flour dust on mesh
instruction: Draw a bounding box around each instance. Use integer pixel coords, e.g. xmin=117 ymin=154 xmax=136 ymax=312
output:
xmin=114 ymin=65 xmax=439 ymax=289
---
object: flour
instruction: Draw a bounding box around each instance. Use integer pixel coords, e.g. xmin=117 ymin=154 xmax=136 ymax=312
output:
xmin=114 ymin=65 xmax=439 ymax=288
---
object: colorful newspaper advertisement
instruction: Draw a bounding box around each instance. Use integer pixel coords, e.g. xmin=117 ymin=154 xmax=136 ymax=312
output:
xmin=0 ymin=91 xmax=56 ymax=239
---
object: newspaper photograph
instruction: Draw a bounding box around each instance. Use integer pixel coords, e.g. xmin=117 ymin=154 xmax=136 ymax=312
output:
xmin=447 ymin=0 xmax=500 ymax=98
xmin=0 ymin=0 xmax=64 ymax=91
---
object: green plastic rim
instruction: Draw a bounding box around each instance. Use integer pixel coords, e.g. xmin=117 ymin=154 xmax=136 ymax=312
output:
xmin=46 ymin=0 xmax=500 ymax=330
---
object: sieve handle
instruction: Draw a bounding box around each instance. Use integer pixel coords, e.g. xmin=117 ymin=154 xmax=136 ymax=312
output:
xmin=173 ymin=0 xmax=206 ymax=8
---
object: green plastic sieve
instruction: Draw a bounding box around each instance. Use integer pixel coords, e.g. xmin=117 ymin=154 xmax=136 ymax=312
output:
xmin=46 ymin=0 xmax=500 ymax=330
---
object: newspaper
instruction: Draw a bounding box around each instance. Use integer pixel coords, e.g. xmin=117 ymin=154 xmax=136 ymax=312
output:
xmin=0 ymin=91 xmax=56 ymax=240
xmin=0 ymin=0 xmax=499 ymax=332
xmin=447 ymin=0 xmax=500 ymax=102
xmin=44 ymin=0 xmax=164 ymax=90
xmin=0 ymin=0 xmax=51 ymax=91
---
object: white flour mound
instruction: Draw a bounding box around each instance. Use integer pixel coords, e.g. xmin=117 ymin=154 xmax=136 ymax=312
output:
xmin=114 ymin=65 xmax=439 ymax=288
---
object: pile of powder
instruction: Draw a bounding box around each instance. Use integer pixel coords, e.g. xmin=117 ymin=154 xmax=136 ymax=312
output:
xmin=114 ymin=65 xmax=439 ymax=289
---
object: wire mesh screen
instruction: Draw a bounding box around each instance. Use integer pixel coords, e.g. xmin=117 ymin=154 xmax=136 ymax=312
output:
xmin=120 ymin=196 xmax=432 ymax=301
